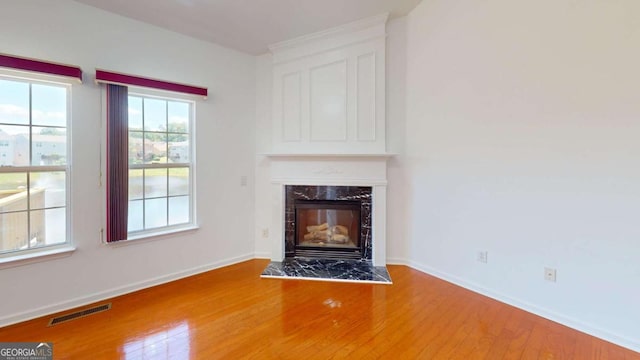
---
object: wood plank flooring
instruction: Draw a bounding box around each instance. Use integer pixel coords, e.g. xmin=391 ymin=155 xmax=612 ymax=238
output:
xmin=0 ymin=259 xmax=637 ymax=359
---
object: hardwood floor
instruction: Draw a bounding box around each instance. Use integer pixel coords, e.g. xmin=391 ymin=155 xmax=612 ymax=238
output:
xmin=0 ymin=259 xmax=637 ymax=359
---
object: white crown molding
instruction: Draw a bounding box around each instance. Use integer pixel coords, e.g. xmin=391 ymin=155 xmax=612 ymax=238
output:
xmin=268 ymin=13 xmax=388 ymax=64
xmin=268 ymin=13 xmax=389 ymax=53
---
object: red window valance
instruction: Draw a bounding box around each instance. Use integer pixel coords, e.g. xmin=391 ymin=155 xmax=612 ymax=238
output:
xmin=0 ymin=53 xmax=82 ymax=82
xmin=95 ymin=69 xmax=207 ymax=99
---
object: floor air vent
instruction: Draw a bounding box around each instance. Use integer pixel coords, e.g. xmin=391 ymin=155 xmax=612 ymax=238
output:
xmin=48 ymin=303 xmax=111 ymax=326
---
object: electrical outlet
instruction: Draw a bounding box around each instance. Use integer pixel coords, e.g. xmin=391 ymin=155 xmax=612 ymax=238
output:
xmin=477 ymin=251 xmax=488 ymax=263
xmin=240 ymin=175 xmax=248 ymax=187
xmin=544 ymin=267 xmax=557 ymax=282
xmin=261 ymin=228 xmax=269 ymax=238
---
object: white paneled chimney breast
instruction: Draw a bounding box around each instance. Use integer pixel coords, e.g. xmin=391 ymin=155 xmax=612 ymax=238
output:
xmin=268 ymin=13 xmax=388 ymax=155
xmin=264 ymin=14 xmax=392 ymax=266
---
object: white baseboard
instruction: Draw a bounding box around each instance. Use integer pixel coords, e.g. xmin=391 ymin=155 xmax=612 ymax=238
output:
xmin=405 ymin=259 xmax=640 ymax=354
xmin=385 ymin=257 xmax=409 ymax=265
xmin=0 ymin=253 xmax=255 ymax=328
xmin=253 ymin=251 xmax=272 ymax=259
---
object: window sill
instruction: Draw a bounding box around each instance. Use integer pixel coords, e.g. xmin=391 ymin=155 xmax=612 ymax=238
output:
xmin=0 ymin=245 xmax=76 ymax=270
xmin=106 ymin=225 xmax=200 ymax=247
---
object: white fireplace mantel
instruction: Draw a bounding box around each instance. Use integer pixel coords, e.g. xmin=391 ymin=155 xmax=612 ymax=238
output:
xmin=267 ymin=154 xmax=391 ymax=266
xmin=263 ymin=152 xmax=394 ymax=184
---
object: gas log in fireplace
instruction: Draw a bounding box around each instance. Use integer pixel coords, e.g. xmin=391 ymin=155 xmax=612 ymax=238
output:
xmin=285 ymin=185 xmax=372 ymax=260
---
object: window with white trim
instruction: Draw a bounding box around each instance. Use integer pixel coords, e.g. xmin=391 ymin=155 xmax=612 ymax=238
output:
xmin=127 ymin=93 xmax=194 ymax=235
xmin=0 ymin=75 xmax=70 ymax=256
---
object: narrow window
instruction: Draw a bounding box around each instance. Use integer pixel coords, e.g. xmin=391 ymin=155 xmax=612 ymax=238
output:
xmin=0 ymin=76 xmax=70 ymax=256
xmin=127 ymin=93 xmax=194 ymax=235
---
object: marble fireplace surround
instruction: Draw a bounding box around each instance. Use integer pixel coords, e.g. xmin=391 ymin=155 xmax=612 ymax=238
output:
xmin=285 ymin=185 xmax=373 ymax=260
xmin=268 ymin=154 xmax=390 ymax=266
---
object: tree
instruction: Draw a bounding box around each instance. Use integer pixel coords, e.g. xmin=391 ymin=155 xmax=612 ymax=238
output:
xmin=39 ymin=128 xmax=64 ymax=135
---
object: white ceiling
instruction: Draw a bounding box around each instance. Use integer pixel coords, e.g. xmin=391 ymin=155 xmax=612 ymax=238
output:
xmin=72 ymin=0 xmax=421 ymax=55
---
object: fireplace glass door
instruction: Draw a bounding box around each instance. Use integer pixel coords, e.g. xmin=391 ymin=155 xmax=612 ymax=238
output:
xmin=294 ymin=200 xmax=361 ymax=257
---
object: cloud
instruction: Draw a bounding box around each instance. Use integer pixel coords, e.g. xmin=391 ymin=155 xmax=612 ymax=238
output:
xmin=0 ymin=104 xmax=65 ymax=126
xmin=33 ymin=109 xmax=65 ymax=124
xmin=0 ymin=104 xmax=29 ymax=122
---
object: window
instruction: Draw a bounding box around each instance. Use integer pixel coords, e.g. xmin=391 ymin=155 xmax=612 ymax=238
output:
xmin=126 ymin=93 xmax=193 ymax=235
xmin=0 ymin=76 xmax=69 ymax=256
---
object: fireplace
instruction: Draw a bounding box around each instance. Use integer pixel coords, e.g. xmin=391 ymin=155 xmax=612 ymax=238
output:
xmin=285 ymin=185 xmax=372 ymax=261
xmin=266 ymin=155 xmax=389 ymax=266
xmin=295 ymin=200 xmax=362 ymax=259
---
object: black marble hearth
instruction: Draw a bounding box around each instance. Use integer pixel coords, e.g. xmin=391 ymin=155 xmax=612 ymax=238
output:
xmin=261 ymin=258 xmax=392 ymax=284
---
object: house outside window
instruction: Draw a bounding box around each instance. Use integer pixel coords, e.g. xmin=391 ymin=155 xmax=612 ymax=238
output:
xmin=0 ymin=75 xmax=70 ymax=257
xmin=127 ymin=93 xmax=194 ymax=235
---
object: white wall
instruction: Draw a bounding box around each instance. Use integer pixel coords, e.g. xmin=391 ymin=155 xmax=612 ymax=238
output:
xmin=404 ymin=0 xmax=640 ymax=351
xmin=254 ymin=53 xmax=273 ymax=258
xmin=0 ymin=0 xmax=256 ymax=325
xmin=385 ymin=17 xmax=409 ymax=263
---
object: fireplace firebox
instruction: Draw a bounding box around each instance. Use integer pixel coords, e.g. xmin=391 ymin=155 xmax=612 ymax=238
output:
xmin=295 ymin=200 xmax=362 ymax=259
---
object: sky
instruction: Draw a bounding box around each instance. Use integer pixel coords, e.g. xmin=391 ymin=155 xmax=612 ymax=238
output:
xmin=0 ymin=78 xmax=66 ymax=135
xmin=1 ymin=78 xmax=190 ymax=135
